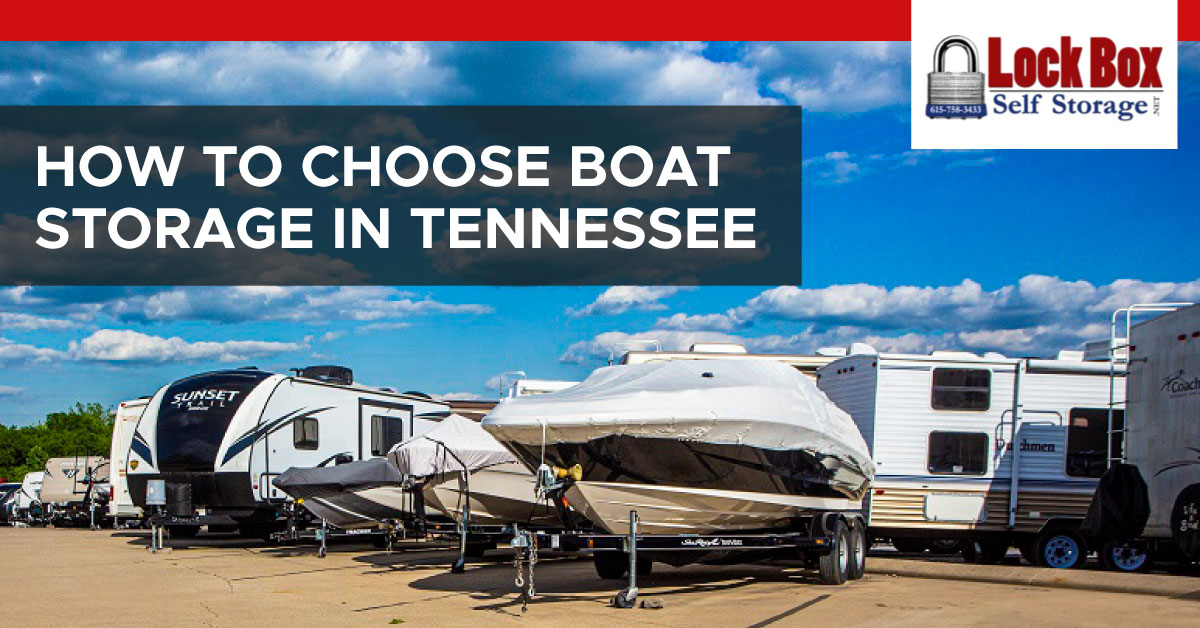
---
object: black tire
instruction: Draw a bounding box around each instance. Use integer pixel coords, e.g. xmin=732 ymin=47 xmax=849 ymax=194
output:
xmin=818 ymin=520 xmax=851 ymax=585
xmin=1019 ymin=539 xmax=1039 ymax=566
xmin=464 ymin=541 xmax=494 ymax=558
xmin=929 ymin=539 xmax=967 ymax=555
xmin=1099 ymin=541 xmax=1151 ymax=573
xmin=594 ymin=552 xmax=628 ymax=580
xmin=1170 ymin=484 xmax=1200 ymax=561
xmin=890 ymin=538 xmax=928 ymax=554
xmin=964 ymin=540 xmax=1009 ymax=564
xmin=846 ymin=519 xmax=867 ymax=580
xmin=168 ymin=525 xmax=201 ymax=539
xmin=1037 ymin=529 xmax=1086 ymax=569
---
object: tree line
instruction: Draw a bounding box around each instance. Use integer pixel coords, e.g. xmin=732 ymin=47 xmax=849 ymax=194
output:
xmin=0 ymin=403 xmax=112 ymax=483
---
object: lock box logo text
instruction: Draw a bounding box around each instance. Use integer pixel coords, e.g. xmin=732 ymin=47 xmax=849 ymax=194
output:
xmin=911 ymin=0 xmax=1176 ymax=149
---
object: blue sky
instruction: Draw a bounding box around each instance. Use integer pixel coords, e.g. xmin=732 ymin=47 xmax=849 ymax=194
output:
xmin=1 ymin=41 xmax=1199 ymax=425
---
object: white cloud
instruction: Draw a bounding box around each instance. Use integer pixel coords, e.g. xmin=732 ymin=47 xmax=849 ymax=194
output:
xmin=0 ymin=312 xmax=79 ymax=331
xmin=565 ymin=42 xmax=777 ymax=106
xmin=803 ymin=150 xmax=995 ymax=186
xmin=105 ymin=42 xmax=463 ymax=105
xmin=749 ymin=42 xmax=910 ymax=113
xmin=0 ymin=385 xmax=25 ymax=398
xmin=729 ymin=276 xmax=1200 ymax=333
xmin=573 ymin=275 xmax=1200 ymax=363
xmin=107 ymin=286 xmax=492 ymax=324
xmin=568 ymin=286 xmax=694 ymax=318
xmin=68 ymin=329 xmax=304 ymax=363
xmin=355 ymin=322 xmax=414 ymax=333
xmin=0 ymin=337 xmax=61 ymax=364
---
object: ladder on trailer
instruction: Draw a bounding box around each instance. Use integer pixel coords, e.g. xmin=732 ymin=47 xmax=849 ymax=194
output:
xmin=1104 ymin=303 xmax=1191 ymax=467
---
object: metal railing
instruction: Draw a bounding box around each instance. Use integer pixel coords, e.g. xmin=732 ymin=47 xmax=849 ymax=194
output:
xmin=1105 ymin=303 xmax=1191 ymax=466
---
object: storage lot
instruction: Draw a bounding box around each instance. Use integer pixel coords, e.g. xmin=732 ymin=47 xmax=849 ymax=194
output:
xmin=2 ymin=528 xmax=1197 ymax=628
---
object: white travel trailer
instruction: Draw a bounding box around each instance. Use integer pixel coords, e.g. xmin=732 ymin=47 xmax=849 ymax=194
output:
xmin=818 ymin=347 xmax=1123 ymax=568
xmin=126 ymin=366 xmax=449 ymax=538
xmin=109 ymin=397 xmax=150 ymax=523
xmin=41 ymin=456 xmax=109 ymax=527
xmin=1111 ymin=303 xmax=1200 ymax=563
xmin=8 ymin=471 xmax=45 ymax=522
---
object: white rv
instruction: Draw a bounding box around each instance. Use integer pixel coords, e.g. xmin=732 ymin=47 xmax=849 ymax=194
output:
xmin=41 ymin=456 xmax=110 ymax=527
xmin=1117 ymin=303 xmax=1200 ymax=563
xmin=818 ymin=347 xmax=1122 ymax=568
xmin=8 ymin=471 xmax=45 ymax=522
xmin=109 ymin=398 xmax=150 ymax=523
xmin=126 ymin=366 xmax=449 ymax=538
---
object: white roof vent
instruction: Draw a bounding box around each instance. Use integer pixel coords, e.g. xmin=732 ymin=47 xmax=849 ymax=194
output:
xmin=816 ymin=346 xmax=848 ymax=357
xmin=689 ymin=343 xmax=748 ymax=354
xmin=1056 ymin=350 xmax=1085 ymax=361
xmin=848 ymin=343 xmax=878 ymax=356
xmin=983 ymin=352 xmax=1008 ymax=359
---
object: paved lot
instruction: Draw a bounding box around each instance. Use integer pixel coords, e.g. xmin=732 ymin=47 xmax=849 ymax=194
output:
xmin=1 ymin=527 xmax=1198 ymax=627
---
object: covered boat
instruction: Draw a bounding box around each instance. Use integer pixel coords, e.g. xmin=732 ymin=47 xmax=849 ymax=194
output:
xmin=388 ymin=414 xmax=557 ymax=526
xmin=482 ymin=359 xmax=875 ymax=534
xmin=272 ymin=457 xmax=412 ymax=529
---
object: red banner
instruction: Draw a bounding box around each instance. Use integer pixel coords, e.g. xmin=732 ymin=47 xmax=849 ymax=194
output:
xmin=2 ymin=1 xmax=1196 ymax=41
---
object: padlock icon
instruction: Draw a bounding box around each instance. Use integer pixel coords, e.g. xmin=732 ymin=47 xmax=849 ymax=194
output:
xmin=926 ymin=35 xmax=987 ymax=118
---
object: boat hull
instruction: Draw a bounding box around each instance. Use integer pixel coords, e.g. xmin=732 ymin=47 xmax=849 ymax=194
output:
xmin=297 ymin=485 xmax=415 ymax=529
xmin=501 ymin=433 xmax=870 ymax=502
xmin=422 ymin=462 xmax=558 ymax=526
xmin=566 ymin=481 xmax=861 ymax=535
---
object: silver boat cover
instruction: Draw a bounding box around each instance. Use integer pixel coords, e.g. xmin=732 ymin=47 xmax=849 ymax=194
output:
xmin=387 ymin=414 xmax=517 ymax=478
xmin=483 ymin=359 xmax=875 ymax=480
xmin=273 ymin=457 xmax=402 ymax=495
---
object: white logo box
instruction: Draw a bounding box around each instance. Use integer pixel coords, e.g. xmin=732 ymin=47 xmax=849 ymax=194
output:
xmin=911 ymin=0 xmax=1177 ymax=149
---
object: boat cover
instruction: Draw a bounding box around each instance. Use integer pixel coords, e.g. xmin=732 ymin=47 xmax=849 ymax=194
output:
xmin=483 ymin=359 xmax=875 ymax=480
xmin=273 ymin=457 xmax=402 ymax=497
xmin=388 ymin=414 xmax=517 ymax=477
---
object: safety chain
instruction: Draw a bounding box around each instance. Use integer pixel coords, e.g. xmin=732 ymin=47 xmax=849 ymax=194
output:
xmin=513 ymin=534 xmax=539 ymax=612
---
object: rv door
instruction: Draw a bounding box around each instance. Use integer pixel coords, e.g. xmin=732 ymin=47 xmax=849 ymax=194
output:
xmin=360 ymin=400 xmax=413 ymax=460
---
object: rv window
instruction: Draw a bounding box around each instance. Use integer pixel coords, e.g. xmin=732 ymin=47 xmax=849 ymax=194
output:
xmin=371 ymin=415 xmax=407 ymax=456
xmin=293 ymin=417 xmax=319 ymax=450
xmin=928 ymin=432 xmax=988 ymax=475
xmin=931 ymin=368 xmax=991 ymax=411
xmin=1066 ymin=408 xmax=1124 ymax=478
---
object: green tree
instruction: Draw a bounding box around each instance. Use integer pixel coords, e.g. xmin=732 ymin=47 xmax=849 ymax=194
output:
xmin=0 ymin=403 xmax=113 ymax=482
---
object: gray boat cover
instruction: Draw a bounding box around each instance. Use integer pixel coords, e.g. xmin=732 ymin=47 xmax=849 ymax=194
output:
xmin=388 ymin=414 xmax=517 ymax=478
xmin=484 ymin=359 xmax=875 ymax=481
xmin=273 ymin=457 xmax=402 ymax=499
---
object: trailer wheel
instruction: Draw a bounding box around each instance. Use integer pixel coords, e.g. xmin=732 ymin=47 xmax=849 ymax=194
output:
xmin=1037 ymin=529 xmax=1085 ymax=569
xmin=963 ymin=540 xmax=1009 ymax=564
xmin=846 ymin=519 xmax=867 ymax=580
xmin=1099 ymin=541 xmax=1151 ymax=573
xmin=1170 ymin=484 xmax=1200 ymax=561
xmin=929 ymin=539 xmax=967 ymax=555
xmin=464 ymin=541 xmax=495 ymax=558
xmin=1017 ymin=539 xmax=1038 ymax=565
xmin=593 ymin=552 xmax=652 ymax=580
xmin=168 ymin=525 xmax=200 ymax=539
xmin=890 ymin=538 xmax=928 ymax=554
xmin=818 ymin=519 xmax=851 ymax=585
